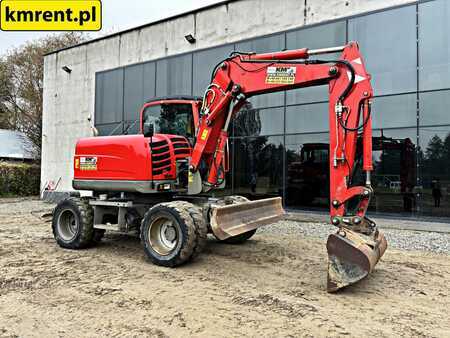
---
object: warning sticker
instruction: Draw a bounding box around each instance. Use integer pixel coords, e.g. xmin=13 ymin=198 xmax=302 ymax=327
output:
xmin=265 ymin=66 xmax=296 ymax=85
xmin=200 ymin=129 xmax=209 ymax=141
xmin=79 ymin=157 xmax=97 ymax=171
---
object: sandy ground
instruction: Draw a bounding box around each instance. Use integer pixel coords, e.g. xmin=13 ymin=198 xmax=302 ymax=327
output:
xmin=0 ymin=197 xmax=449 ymax=338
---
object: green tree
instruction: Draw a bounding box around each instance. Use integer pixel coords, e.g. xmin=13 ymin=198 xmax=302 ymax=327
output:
xmin=423 ymin=134 xmax=445 ymax=180
xmin=0 ymin=33 xmax=86 ymax=155
xmin=425 ymin=135 xmax=444 ymax=161
xmin=443 ymin=133 xmax=450 ymax=176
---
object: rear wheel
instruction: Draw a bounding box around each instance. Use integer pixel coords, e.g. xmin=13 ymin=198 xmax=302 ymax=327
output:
xmin=215 ymin=195 xmax=257 ymax=244
xmin=141 ymin=201 xmax=207 ymax=267
xmin=52 ymin=197 xmax=95 ymax=249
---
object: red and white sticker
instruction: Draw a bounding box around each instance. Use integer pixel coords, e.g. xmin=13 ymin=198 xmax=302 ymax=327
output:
xmin=79 ymin=156 xmax=97 ymax=171
xmin=266 ymin=66 xmax=296 ymax=85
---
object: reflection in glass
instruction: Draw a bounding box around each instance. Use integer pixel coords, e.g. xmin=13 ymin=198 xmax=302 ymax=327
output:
xmin=419 ymin=91 xmax=450 ymax=127
xmin=284 ymin=129 xmax=418 ymax=215
xmin=285 ymin=133 xmax=330 ymax=208
xmin=286 ymin=103 xmax=328 ymax=134
xmin=286 ymin=21 xmax=346 ymax=105
xmin=419 ymin=0 xmax=450 ymax=91
xmin=371 ymin=94 xmax=417 ymax=129
xmin=232 ymin=102 xmax=284 ymax=137
xmin=348 ymin=5 xmax=417 ymax=95
xmin=96 ymin=123 xmax=124 ymax=136
xmin=419 ymin=127 xmax=450 ymax=217
xmin=123 ymin=120 xmax=140 ymax=135
xmin=232 ymin=136 xmax=284 ymax=198
xmin=193 ymin=45 xmax=235 ymax=96
xmin=367 ymin=130 xmax=417 ymax=214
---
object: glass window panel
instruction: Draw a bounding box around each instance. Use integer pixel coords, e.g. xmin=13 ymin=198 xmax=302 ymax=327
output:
xmin=143 ymin=62 xmax=156 ymax=100
xmin=94 ymin=73 xmax=103 ymax=123
xmin=368 ymin=128 xmax=418 ymax=215
xmin=235 ymin=34 xmax=285 ymax=108
xmin=193 ymin=45 xmax=234 ymax=96
xmin=286 ymin=103 xmax=328 ymax=134
xmin=123 ymin=120 xmax=140 ymax=135
xmin=235 ymin=34 xmax=285 ymax=55
xmin=348 ymin=6 xmax=417 ymax=95
xmin=96 ymin=123 xmax=123 ymax=136
xmin=233 ymin=104 xmax=284 ymax=137
xmin=371 ymin=94 xmax=417 ymax=129
xmin=123 ymin=64 xmax=144 ymax=121
xmin=232 ymin=136 xmax=284 ymax=197
xmin=285 ymin=133 xmax=330 ymax=208
xmin=419 ymin=90 xmax=450 ymax=126
xmin=156 ymin=54 xmax=192 ymax=97
xmin=419 ymin=0 xmax=450 ymax=91
xmin=286 ymin=21 xmax=346 ymax=105
xmin=419 ymin=126 xmax=450 ymax=217
xmin=285 ymin=129 xmax=418 ymax=216
xmin=95 ymin=69 xmax=124 ymax=125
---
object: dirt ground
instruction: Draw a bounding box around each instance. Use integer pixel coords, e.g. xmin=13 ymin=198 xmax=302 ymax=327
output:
xmin=1 ymin=198 xmax=449 ymax=338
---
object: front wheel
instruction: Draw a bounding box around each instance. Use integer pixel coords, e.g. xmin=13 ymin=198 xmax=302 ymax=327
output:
xmin=140 ymin=201 xmax=207 ymax=267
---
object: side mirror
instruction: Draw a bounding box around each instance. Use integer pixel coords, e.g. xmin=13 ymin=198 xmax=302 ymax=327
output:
xmin=144 ymin=123 xmax=154 ymax=138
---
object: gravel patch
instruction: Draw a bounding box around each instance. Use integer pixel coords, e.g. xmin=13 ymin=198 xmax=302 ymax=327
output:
xmin=260 ymin=220 xmax=450 ymax=254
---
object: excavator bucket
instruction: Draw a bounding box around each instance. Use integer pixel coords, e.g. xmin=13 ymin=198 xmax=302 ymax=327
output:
xmin=326 ymin=227 xmax=387 ymax=292
xmin=210 ymin=197 xmax=284 ymax=240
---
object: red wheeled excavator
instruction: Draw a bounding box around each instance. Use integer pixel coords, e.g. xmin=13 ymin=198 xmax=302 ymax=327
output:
xmin=52 ymin=42 xmax=387 ymax=292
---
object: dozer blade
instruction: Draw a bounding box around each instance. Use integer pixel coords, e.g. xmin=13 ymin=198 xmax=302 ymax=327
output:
xmin=326 ymin=228 xmax=387 ymax=292
xmin=210 ymin=197 xmax=284 ymax=240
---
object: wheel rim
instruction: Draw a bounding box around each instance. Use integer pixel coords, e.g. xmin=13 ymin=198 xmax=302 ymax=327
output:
xmin=57 ymin=209 xmax=79 ymax=242
xmin=148 ymin=216 xmax=180 ymax=256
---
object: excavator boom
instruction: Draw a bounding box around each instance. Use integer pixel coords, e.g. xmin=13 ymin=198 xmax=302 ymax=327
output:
xmin=190 ymin=42 xmax=387 ymax=292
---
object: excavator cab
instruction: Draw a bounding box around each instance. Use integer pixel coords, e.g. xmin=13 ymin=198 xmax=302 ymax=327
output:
xmin=139 ymin=96 xmax=202 ymax=141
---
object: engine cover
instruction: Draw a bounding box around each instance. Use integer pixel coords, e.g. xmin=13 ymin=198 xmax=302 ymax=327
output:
xmin=73 ymin=134 xmax=191 ymax=193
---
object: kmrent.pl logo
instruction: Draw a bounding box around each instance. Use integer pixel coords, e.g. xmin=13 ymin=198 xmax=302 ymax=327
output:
xmin=0 ymin=0 xmax=101 ymax=31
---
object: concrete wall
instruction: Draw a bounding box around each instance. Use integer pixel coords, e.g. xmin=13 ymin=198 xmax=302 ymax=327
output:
xmin=42 ymin=0 xmax=415 ymax=192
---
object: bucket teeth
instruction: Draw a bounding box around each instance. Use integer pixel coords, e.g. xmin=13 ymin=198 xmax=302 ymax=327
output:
xmin=326 ymin=228 xmax=387 ymax=292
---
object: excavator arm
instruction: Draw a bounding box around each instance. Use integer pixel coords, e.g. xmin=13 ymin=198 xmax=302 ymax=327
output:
xmin=189 ymin=42 xmax=387 ymax=292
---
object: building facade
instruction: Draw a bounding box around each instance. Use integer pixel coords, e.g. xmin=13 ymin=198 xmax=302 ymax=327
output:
xmin=43 ymin=0 xmax=450 ymax=219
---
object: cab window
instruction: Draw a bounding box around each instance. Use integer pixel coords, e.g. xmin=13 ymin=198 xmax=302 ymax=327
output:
xmin=142 ymin=103 xmax=194 ymax=138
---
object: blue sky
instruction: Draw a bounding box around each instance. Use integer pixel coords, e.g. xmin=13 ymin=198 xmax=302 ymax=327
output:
xmin=0 ymin=0 xmax=223 ymax=54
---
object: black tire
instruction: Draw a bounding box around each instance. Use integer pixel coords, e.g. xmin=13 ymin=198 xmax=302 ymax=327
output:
xmin=140 ymin=201 xmax=207 ymax=267
xmin=93 ymin=229 xmax=106 ymax=243
xmin=215 ymin=195 xmax=257 ymax=244
xmin=220 ymin=229 xmax=257 ymax=244
xmin=52 ymin=197 xmax=94 ymax=249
